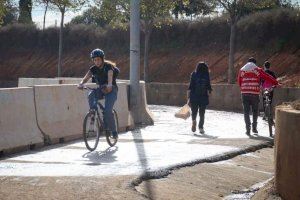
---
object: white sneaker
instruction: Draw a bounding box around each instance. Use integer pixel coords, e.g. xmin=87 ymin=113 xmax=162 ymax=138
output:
xmin=199 ymin=128 xmax=205 ymax=134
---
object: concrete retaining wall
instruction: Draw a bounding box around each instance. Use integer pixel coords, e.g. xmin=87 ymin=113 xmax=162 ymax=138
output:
xmin=275 ymin=105 xmax=300 ymax=200
xmin=146 ymin=82 xmax=300 ymax=112
xmin=19 ymin=78 xmax=60 ymax=87
xmin=146 ymin=83 xmax=188 ymax=106
xmin=33 ymin=84 xmax=89 ymax=142
xmin=0 ymin=81 xmax=145 ymax=153
xmin=146 ymin=83 xmax=243 ymax=111
xmin=33 ymin=82 xmax=135 ymax=142
xmin=0 ymin=88 xmax=43 ymax=153
xmin=19 ymin=78 xmax=154 ymax=126
xmin=113 ymin=83 xmax=135 ymax=131
xmin=0 ymin=80 xmax=17 ymax=88
xmin=18 ymin=77 xmax=93 ymax=87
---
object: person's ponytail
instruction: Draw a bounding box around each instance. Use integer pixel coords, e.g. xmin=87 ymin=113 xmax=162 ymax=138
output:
xmin=104 ymin=60 xmax=116 ymax=68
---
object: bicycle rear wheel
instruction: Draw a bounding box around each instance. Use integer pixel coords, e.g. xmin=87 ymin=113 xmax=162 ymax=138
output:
xmin=83 ymin=111 xmax=101 ymax=151
xmin=106 ymin=109 xmax=119 ymax=147
xmin=266 ymin=104 xmax=273 ymax=137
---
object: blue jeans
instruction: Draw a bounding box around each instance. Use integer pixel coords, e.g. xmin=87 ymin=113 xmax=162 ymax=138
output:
xmin=88 ymin=87 xmax=118 ymax=134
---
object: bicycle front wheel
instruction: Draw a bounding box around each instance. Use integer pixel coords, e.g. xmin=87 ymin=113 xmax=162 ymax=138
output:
xmin=106 ymin=109 xmax=119 ymax=147
xmin=83 ymin=111 xmax=101 ymax=151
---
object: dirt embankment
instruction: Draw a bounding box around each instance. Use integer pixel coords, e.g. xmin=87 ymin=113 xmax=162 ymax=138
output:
xmin=0 ymin=46 xmax=299 ymax=87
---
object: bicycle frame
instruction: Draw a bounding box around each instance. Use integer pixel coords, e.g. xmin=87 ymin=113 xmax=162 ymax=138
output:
xmin=262 ymin=86 xmax=275 ymax=137
xmin=83 ymin=86 xmax=108 ymax=130
xmin=263 ymin=87 xmax=274 ymax=107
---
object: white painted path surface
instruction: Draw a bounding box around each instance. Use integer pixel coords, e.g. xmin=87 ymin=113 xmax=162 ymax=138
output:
xmin=0 ymin=105 xmax=272 ymax=177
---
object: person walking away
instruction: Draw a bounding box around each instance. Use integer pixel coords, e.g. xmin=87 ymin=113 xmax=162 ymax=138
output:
xmin=77 ymin=48 xmax=120 ymax=139
xmin=187 ymin=62 xmax=212 ymax=134
xmin=237 ymin=58 xmax=278 ymax=136
xmin=261 ymin=61 xmax=277 ymax=120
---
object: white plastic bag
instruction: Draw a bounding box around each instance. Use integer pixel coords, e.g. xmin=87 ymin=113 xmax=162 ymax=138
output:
xmin=175 ymin=104 xmax=191 ymax=120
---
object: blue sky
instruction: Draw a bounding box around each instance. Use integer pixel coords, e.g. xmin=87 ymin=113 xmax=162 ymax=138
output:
xmin=32 ymin=5 xmax=89 ymax=28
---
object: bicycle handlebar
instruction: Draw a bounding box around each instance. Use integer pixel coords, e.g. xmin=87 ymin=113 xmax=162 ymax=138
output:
xmin=263 ymin=85 xmax=276 ymax=92
xmin=83 ymin=86 xmax=95 ymax=91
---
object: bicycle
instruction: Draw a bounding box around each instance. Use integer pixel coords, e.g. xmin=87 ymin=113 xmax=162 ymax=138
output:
xmin=82 ymin=86 xmax=119 ymax=151
xmin=262 ymin=86 xmax=275 ymax=137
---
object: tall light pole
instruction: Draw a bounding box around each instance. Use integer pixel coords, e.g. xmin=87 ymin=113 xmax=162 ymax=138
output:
xmin=130 ymin=0 xmax=141 ymax=123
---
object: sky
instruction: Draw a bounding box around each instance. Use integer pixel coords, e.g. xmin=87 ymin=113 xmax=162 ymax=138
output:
xmin=31 ymin=0 xmax=300 ymax=29
xmin=31 ymin=6 xmax=87 ymax=28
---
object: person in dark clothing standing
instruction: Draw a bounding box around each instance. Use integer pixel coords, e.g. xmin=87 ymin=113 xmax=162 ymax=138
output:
xmin=187 ymin=62 xmax=212 ymax=134
xmin=261 ymin=61 xmax=277 ymax=120
xmin=263 ymin=61 xmax=276 ymax=79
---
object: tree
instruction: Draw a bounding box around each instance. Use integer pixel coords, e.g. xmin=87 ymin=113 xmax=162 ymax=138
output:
xmin=93 ymin=0 xmax=130 ymax=27
xmin=0 ymin=0 xmax=8 ymax=25
xmin=141 ymin=0 xmax=215 ymax=82
xmin=50 ymin=0 xmax=85 ymax=77
xmin=213 ymin=0 xmax=289 ymax=83
xmin=172 ymin=0 xmax=215 ymax=19
xmin=70 ymin=6 xmax=105 ymax=26
xmin=2 ymin=1 xmax=18 ymax=25
xmin=34 ymin=0 xmax=53 ymax=30
xmin=140 ymin=0 xmax=175 ymax=82
xmin=97 ymin=0 xmax=175 ymax=82
xmin=43 ymin=0 xmax=49 ymax=30
xmin=18 ymin=0 xmax=32 ymax=23
xmin=70 ymin=5 xmax=123 ymax=27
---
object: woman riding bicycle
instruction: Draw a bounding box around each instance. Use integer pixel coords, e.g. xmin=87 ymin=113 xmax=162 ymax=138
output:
xmin=77 ymin=48 xmax=120 ymax=139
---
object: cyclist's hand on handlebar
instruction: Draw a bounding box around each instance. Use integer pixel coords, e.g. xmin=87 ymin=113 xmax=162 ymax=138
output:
xmin=101 ymin=85 xmax=112 ymax=94
xmin=77 ymin=83 xmax=84 ymax=90
xmin=277 ymin=83 xmax=283 ymax=88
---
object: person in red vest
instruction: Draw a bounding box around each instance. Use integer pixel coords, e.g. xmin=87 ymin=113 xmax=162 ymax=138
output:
xmin=237 ymin=57 xmax=279 ymax=136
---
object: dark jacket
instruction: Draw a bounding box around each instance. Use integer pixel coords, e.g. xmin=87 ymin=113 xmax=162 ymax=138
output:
xmin=89 ymin=62 xmax=120 ymax=86
xmin=188 ymin=71 xmax=212 ymax=105
xmin=265 ymin=69 xmax=276 ymax=79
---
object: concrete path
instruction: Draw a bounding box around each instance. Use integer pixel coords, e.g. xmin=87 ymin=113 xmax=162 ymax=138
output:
xmin=0 ymin=105 xmax=274 ymax=199
xmin=137 ymin=148 xmax=274 ymax=200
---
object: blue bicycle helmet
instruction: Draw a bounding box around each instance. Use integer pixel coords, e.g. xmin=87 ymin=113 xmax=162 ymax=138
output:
xmin=90 ymin=48 xmax=105 ymax=59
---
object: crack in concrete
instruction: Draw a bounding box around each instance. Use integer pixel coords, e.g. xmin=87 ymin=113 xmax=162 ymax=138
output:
xmin=129 ymin=140 xmax=274 ymax=199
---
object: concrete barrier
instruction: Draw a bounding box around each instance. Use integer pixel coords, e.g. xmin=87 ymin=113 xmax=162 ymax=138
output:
xmin=18 ymin=78 xmax=59 ymax=87
xmin=146 ymin=83 xmax=188 ymax=106
xmin=146 ymin=83 xmax=243 ymax=111
xmin=19 ymin=78 xmax=154 ymax=126
xmin=112 ymin=83 xmax=135 ymax=131
xmin=209 ymin=84 xmax=243 ymax=111
xmin=139 ymin=82 xmax=154 ymax=125
xmin=275 ymin=105 xmax=300 ymax=200
xmin=0 ymin=87 xmax=43 ymax=153
xmin=18 ymin=77 xmax=93 ymax=87
xmin=146 ymin=82 xmax=300 ymax=112
xmin=1 ymin=79 xmax=149 ymax=153
xmin=33 ymin=83 xmax=134 ymax=143
xmin=117 ymin=80 xmax=154 ymax=125
xmin=0 ymin=80 xmax=17 ymax=88
xmin=33 ymin=84 xmax=89 ymax=143
xmin=273 ymin=88 xmax=300 ymax=108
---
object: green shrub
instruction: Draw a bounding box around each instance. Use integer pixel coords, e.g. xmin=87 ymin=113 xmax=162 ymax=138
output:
xmin=0 ymin=8 xmax=299 ymax=52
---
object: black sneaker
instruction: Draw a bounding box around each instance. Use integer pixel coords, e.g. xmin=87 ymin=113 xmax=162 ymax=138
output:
xmin=246 ymin=127 xmax=251 ymax=136
xmin=191 ymin=121 xmax=196 ymax=132
xmin=246 ymin=130 xmax=251 ymax=136
xmin=252 ymin=127 xmax=258 ymax=134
